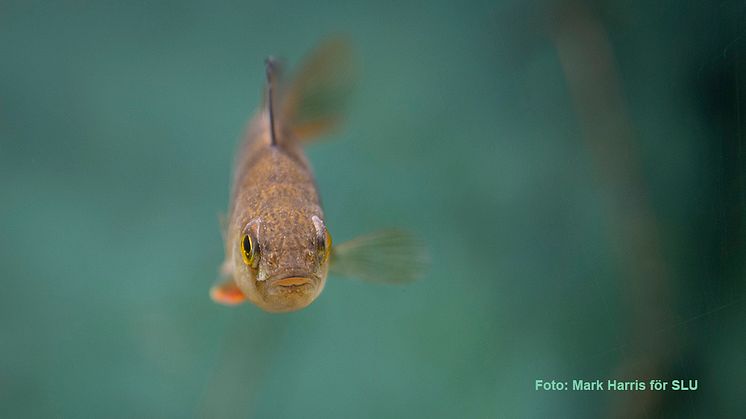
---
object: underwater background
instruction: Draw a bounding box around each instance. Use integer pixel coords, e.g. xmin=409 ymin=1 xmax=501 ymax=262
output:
xmin=2 ymin=0 xmax=745 ymax=418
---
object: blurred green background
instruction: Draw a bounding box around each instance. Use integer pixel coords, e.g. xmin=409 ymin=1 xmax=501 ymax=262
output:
xmin=2 ymin=0 xmax=745 ymax=418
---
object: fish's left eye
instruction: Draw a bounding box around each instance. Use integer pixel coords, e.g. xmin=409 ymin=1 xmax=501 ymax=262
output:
xmin=318 ymin=229 xmax=332 ymax=263
xmin=311 ymin=215 xmax=331 ymax=263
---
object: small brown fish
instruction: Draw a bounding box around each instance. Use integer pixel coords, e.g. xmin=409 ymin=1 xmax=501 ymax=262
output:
xmin=210 ymin=39 xmax=426 ymax=312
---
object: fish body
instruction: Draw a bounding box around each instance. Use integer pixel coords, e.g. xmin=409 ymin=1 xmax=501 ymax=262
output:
xmin=223 ymin=109 xmax=327 ymax=312
xmin=211 ymin=40 xmax=426 ymax=313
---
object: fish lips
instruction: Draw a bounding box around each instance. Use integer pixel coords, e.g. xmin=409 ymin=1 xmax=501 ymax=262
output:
xmin=274 ymin=276 xmax=312 ymax=287
xmin=266 ymin=272 xmax=320 ymax=292
xmin=254 ymin=271 xmax=325 ymax=312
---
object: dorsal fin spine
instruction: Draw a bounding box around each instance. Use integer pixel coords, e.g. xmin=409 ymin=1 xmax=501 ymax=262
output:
xmin=265 ymin=57 xmax=278 ymax=147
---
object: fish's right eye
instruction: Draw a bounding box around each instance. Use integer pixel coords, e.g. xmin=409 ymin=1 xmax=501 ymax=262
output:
xmin=241 ymin=234 xmax=257 ymax=267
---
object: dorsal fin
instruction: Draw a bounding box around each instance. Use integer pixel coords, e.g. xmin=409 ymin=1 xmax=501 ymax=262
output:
xmin=265 ymin=57 xmax=279 ymax=146
xmin=277 ymin=38 xmax=354 ymax=143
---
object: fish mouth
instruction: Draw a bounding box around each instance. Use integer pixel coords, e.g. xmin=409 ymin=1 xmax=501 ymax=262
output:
xmin=258 ymin=272 xmax=324 ymax=312
xmin=267 ymin=273 xmax=319 ymax=290
xmin=274 ymin=277 xmax=311 ymax=287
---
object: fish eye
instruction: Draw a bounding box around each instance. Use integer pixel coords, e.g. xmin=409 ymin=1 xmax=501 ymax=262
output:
xmin=311 ymin=215 xmax=331 ymax=263
xmin=318 ymin=229 xmax=332 ymax=263
xmin=241 ymin=234 xmax=258 ymax=267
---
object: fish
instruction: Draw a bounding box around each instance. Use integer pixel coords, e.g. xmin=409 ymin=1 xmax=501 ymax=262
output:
xmin=210 ymin=39 xmax=427 ymax=313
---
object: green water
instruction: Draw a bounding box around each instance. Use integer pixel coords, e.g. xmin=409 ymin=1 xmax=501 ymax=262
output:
xmin=2 ymin=1 xmax=745 ymax=418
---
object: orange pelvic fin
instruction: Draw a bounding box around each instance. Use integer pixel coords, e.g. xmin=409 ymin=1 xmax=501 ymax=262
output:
xmin=210 ymin=279 xmax=246 ymax=306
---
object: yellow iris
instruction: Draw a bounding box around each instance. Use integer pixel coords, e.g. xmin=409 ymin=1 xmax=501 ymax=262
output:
xmin=241 ymin=234 xmax=256 ymax=267
xmin=322 ymin=230 xmax=332 ymax=262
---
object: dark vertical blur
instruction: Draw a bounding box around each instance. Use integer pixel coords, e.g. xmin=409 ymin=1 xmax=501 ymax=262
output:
xmin=554 ymin=2 xmax=676 ymax=417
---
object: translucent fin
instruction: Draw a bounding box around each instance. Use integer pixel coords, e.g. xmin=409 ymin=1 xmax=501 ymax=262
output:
xmin=218 ymin=212 xmax=228 ymax=240
xmin=278 ymin=37 xmax=355 ymax=142
xmin=330 ymin=230 xmax=428 ymax=283
xmin=210 ymin=279 xmax=246 ymax=306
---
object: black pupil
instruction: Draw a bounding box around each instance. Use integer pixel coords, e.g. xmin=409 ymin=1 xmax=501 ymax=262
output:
xmin=243 ymin=235 xmax=252 ymax=255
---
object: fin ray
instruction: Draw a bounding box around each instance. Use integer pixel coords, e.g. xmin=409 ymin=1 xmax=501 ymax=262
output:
xmin=330 ymin=230 xmax=427 ymax=283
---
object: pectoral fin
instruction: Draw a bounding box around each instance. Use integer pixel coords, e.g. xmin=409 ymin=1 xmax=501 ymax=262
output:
xmin=210 ymin=279 xmax=246 ymax=306
xmin=330 ymin=230 xmax=428 ymax=283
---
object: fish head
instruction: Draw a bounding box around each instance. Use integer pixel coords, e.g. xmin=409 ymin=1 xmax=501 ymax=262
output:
xmin=233 ymin=213 xmax=331 ymax=312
